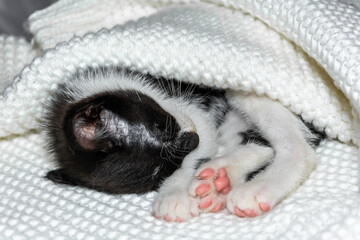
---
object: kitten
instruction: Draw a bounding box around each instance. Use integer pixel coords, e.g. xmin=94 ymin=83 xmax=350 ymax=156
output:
xmin=43 ymin=67 xmax=324 ymax=222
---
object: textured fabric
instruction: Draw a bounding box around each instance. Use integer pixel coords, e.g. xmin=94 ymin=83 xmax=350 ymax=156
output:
xmin=0 ymin=0 xmax=359 ymax=239
xmin=0 ymin=35 xmax=39 ymax=92
xmin=0 ymin=135 xmax=358 ymax=239
xmin=0 ymin=0 xmax=359 ymax=144
xmin=28 ymin=0 xmax=196 ymax=49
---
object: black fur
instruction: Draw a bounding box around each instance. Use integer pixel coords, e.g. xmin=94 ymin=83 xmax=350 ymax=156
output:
xmin=239 ymin=129 xmax=271 ymax=147
xmin=44 ymin=68 xmax=226 ymax=194
xmin=301 ymin=118 xmax=326 ymax=147
xmin=44 ymin=67 xmax=325 ymax=195
xmin=239 ymin=121 xmax=325 ymax=148
xmin=194 ymin=158 xmax=211 ymax=169
xmin=148 ymin=75 xmax=229 ymax=127
xmin=245 ymin=162 xmax=272 ymax=182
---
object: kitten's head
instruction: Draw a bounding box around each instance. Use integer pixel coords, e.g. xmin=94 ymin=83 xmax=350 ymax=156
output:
xmin=44 ymin=70 xmax=199 ymax=194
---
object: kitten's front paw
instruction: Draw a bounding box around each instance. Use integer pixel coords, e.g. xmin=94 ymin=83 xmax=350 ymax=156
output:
xmin=227 ymin=182 xmax=274 ymax=218
xmin=153 ymin=190 xmax=199 ymax=222
xmin=189 ymin=165 xmax=231 ymax=213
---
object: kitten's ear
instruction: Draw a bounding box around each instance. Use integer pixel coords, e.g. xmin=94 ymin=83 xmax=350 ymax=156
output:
xmin=46 ymin=169 xmax=80 ymax=186
xmin=71 ymin=103 xmax=112 ymax=151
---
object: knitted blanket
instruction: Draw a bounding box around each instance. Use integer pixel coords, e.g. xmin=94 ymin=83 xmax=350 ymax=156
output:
xmin=0 ymin=0 xmax=359 ymax=239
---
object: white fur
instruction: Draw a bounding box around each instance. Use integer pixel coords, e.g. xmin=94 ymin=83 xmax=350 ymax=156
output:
xmin=154 ymin=90 xmax=317 ymax=221
xmin=65 ymin=68 xmax=317 ymax=221
xmin=225 ymin=90 xmax=316 ymax=215
xmin=63 ymin=69 xmax=219 ymax=220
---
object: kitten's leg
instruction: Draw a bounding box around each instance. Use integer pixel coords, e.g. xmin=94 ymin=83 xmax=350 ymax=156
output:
xmin=227 ymin=91 xmax=316 ymax=217
xmin=153 ymin=99 xmax=222 ymax=222
xmin=153 ymin=163 xmax=200 ymax=222
xmin=189 ymin=144 xmax=274 ymax=213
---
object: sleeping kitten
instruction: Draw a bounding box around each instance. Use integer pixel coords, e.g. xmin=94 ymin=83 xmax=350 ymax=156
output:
xmin=43 ymin=67 xmax=324 ymax=222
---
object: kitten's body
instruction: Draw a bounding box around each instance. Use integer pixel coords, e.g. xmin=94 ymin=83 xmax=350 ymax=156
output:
xmin=44 ymin=67 xmax=324 ymax=221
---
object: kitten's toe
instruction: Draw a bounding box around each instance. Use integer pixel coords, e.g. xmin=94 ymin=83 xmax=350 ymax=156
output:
xmin=198 ymin=194 xmax=227 ymax=213
xmin=153 ymin=190 xmax=199 ymax=222
xmin=189 ymin=166 xmax=231 ymax=213
xmin=227 ymin=182 xmax=274 ymax=218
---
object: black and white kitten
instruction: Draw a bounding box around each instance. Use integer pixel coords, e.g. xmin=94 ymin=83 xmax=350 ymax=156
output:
xmin=44 ymin=67 xmax=324 ymax=222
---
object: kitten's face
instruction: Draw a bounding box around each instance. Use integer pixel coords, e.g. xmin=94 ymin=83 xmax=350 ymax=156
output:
xmin=46 ymin=90 xmax=199 ymax=194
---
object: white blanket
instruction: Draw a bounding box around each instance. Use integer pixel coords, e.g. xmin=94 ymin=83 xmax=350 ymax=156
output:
xmin=0 ymin=0 xmax=359 ymax=239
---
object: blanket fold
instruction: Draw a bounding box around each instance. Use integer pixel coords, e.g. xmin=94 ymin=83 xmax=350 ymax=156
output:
xmin=0 ymin=0 xmax=359 ymax=239
xmin=1 ymin=0 xmax=359 ymax=145
xmin=0 ymin=36 xmax=39 ymax=92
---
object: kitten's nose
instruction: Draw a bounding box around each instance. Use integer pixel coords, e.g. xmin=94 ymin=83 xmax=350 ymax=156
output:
xmin=175 ymin=131 xmax=199 ymax=156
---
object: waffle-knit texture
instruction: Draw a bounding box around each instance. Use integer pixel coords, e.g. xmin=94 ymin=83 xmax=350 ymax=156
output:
xmin=0 ymin=135 xmax=358 ymax=239
xmin=0 ymin=0 xmax=359 ymax=239
xmin=28 ymin=0 xmax=198 ymax=49
xmin=0 ymin=36 xmax=39 ymax=92
xmin=0 ymin=0 xmax=359 ymax=144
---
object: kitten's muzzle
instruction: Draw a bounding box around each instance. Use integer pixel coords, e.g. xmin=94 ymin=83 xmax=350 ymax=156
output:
xmin=171 ymin=131 xmax=199 ymax=157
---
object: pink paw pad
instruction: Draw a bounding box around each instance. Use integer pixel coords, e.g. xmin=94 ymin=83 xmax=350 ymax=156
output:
xmin=244 ymin=209 xmax=257 ymax=217
xmin=199 ymin=196 xmax=213 ymax=209
xmin=232 ymin=203 xmax=271 ymax=218
xmin=211 ymin=203 xmax=223 ymax=213
xmin=234 ymin=207 xmax=246 ymax=217
xmin=214 ymin=176 xmax=230 ymax=192
xmin=195 ymin=184 xmax=211 ymax=195
xmin=217 ymin=168 xmax=227 ymax=178
xmin=164 ymin=214 xmax=171 ymax=222
xmin=198 ymin=168 xmax=215 ymax=178
xmin=197 ymin=168 xmax=231 ymax=193
xmin=234 ymin=207 xmax=258 ymax=217
xmin=259 ymin=202 xmax=271 ymax=212
xmin=221 ymin=186 xmax=231 ymax=194
xmin=192 ymin=167 xmax=231 ymax=212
